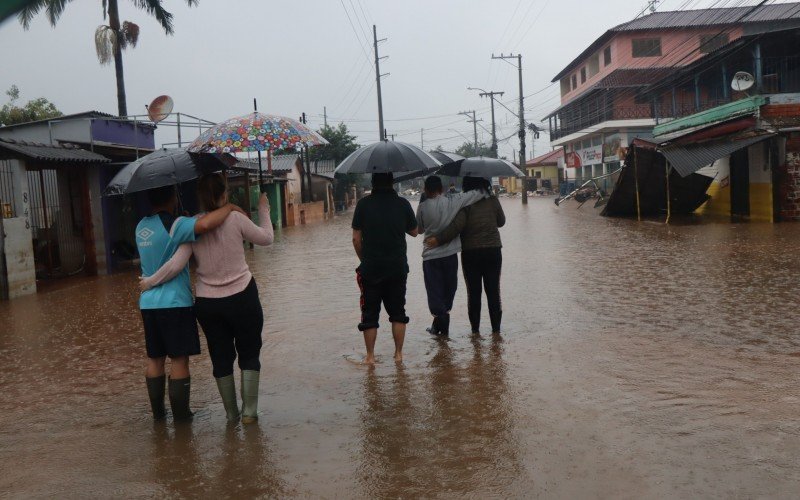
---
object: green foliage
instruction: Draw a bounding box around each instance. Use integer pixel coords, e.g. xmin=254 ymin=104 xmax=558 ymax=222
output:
xmin=0 ymin=85 xmax=62 ymax=126
xmin=309 ymin=122 xmax=360 ymax=163
xmin=454 ymin=141 xmax=494 ymax=158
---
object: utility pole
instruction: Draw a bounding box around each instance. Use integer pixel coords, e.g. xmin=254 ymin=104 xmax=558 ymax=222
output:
xmin=469 ymin=88 xmax=505 ymax=158
xmin=323 ymin=106 xmax=328 ymax=127
xmin=459 ymin=110 xmax=482 ymax=156
xmin=373 ymin=25 xmax=389 ymax=140
xmin=492 ymin=53 xmax=527 ymax=204
xmin=301 ymin=112 xmax=313 ymax=203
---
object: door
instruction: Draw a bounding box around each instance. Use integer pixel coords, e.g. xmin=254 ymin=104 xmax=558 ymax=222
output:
xmin=729 ymin=149 xmax=750 ymax=218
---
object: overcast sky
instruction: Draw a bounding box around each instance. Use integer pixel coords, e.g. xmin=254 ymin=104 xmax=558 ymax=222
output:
xmin=0 ymin=0 xmax=778 ymax=160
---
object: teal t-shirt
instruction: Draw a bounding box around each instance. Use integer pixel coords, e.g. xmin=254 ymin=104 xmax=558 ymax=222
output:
xmin=136 ymin=213 xmax=196 ymax=310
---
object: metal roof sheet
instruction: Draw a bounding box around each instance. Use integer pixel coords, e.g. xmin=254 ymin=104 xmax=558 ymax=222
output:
xmin=235 ymin=153 xmax=298 ymax=173
xmin=659 ymin=133 xmax=773 ymax=177
xmin=552 ymin=2 xmax=800 ymax=82
xmin=527 ymin=148 xmax=564 ymax=165
xmin=0 ymin=138 xmax=110 ymax=163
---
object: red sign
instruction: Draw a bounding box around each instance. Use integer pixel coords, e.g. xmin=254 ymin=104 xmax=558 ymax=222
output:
xmin=566 ymin=151 xmax=582 ymax=168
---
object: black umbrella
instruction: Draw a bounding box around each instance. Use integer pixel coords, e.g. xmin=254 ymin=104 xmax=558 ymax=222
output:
xmin=104 ymin=148 xmax=234 ymax=196
xmin=334 ymin=140 xmax=441 ymax=177
xmin=430 ymin=150 xmax=465 ymax=166
xmin=437 ymin=156 xmax=525 ymax=178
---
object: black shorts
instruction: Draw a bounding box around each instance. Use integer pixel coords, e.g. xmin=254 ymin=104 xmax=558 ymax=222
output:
xmin=141 ymin=306 xmax=201 ymax=359
xmin=356 ymin=270 xmax=409 ymax=331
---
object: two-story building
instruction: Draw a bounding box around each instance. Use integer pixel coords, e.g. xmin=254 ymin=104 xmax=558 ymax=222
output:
xmin=544 ymin=3 xmax=800 ymax=190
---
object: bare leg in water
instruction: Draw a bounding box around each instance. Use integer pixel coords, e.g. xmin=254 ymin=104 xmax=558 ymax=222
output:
xmin=391 ymin=322 xmax=405 ymax=362
xmin=363 ymin=328 xmax=377 ymax=364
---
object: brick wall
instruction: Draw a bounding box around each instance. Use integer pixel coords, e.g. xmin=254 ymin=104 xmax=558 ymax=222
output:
xmin=778 ymin=134 xmax=800 ymax=221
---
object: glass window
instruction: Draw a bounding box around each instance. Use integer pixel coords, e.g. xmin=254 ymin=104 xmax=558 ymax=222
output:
xmin=580 ymin=67 xmax=587 ymax=84
xmin=699 ymin=33 xmax=729 ymax=54
xmin=582 ymin=139 xmax=592 ymax=150
xmin=571 ymin=74 xmax=577 ymax=89
xmin=603 ymin=46 xmax=612 ymax=66
xmin=592 ymin=136 xmax=602 ymax=147
xmin=561 ymin=77 xmax=571 ymax=96
xmin=588 ymin=54 xmax=600 ymax=78
xmin=632 ymin=38 xmax=661 ymax=58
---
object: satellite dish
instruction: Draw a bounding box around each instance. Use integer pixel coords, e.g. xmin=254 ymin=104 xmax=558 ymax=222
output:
xmin=731 ymin=72 xmax=755 ymax=92
xmin=147 ymin=95 xmax=173 ymax=123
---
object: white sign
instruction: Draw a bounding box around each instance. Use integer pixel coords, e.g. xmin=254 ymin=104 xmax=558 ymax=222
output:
xmin=579 ymin=145 xmax=603 ymax=165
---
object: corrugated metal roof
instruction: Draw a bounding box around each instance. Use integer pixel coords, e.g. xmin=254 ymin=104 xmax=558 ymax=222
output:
xmin=612 ymin=3 xmax=800 ymax=31
xmin=659 ymin=133 xmax=773 ymax=177
xmin=0 ymin=138 xmax=110 ymax=163
xmin=235 ymin=153 xmax=299 ymax=173
xmin=552 ymin=2 xmax=800 ymax=82
xmin=0 ymin=110 xmax=117 ymax=129
xmin=527 ymin=148 xmax=563 ymax=165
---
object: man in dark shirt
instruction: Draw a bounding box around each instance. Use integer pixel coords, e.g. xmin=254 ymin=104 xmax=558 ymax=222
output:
xmin=352 ymin=172 xmax=418 ymax=364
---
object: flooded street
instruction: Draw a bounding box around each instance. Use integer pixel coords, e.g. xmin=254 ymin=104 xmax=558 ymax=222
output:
xmin=3 ymin=197 xmax=800 ymax=498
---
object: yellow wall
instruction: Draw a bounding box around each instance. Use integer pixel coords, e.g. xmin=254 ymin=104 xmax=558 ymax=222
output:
xmin=697 ymin=181 xmax=772 ymax=221
xmin=749 ymin=183 xmax=773 ymax=222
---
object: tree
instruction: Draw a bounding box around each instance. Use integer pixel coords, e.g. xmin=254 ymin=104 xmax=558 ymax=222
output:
xmin=18 ymin=0 xmax=198 ymax=117
xmin=0 ymin=85 xmax=62 ymax=126
xmin=309 ymin=122 xmax=360 ymax=163
xmin=454 ymin=141 xmax=493 ymax=158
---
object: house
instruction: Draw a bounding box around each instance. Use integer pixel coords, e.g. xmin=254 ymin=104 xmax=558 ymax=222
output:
xmin=0 ymin=139 xmax=110 ymax=297
xmin=645 ymin=27 xmax=800 ymax=222
xmin=0 ymin=111 xmax=155 ymax=281
xmin=543 ymin=3 xmax=800 ymax=190
xmin=525 ymin=149 xmax=564 ymax=193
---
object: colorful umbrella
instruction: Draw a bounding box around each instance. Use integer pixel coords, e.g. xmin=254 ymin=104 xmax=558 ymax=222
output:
xmin=187 ymin=112 xmax=327 ymax=155
xmin=187 ymin=106 xmax=328 ymax=188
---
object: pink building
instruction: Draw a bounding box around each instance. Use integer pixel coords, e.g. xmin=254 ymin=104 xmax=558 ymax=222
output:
xmin=544 ymin=3 xmax=800 ymax=185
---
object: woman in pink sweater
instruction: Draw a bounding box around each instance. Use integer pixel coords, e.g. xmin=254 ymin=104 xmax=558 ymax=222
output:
xmin=141 ymin=173 xmax=274 ymax=424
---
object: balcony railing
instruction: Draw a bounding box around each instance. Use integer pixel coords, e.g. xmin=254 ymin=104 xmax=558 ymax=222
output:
xmin=551 ymin=100 xmax=742 ymax=141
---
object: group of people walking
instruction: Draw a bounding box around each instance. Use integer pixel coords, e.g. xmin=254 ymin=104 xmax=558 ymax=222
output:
xmin=352 ymin=172 xmax=505 ymax=364
xmin=135 ymin=170 xmax=505 ymax=422
xmin=136 ymin=174 xmax=273 ymax=423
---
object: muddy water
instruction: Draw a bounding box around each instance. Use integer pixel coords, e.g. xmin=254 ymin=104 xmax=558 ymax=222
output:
xmin=2 ymin=197 xmax=800 ymax=498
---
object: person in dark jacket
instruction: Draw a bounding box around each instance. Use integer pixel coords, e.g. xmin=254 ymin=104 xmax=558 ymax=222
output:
xmin=425 ymin=176 xmax=505 ymax=334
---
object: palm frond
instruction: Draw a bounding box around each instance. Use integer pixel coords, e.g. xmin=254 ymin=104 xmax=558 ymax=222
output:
xmin=17 ymin=0 xmax=48 ymax=29
xmin=17 ymin=0 xmax=74 ymax=29
xmin=131 ymin=0 xmax=174 ymax=34
xmin=44 ymin=0 xmax=71 ymax=26
xmin=185 ymin=0 xmax=199 ymax=6
xmin=120 ymin=21 xmax=140 ymax=49
xmin=95 ymin=25 xmax=117 ymax=65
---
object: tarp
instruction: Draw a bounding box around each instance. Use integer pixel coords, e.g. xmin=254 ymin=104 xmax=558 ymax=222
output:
xmin=659 ymin=133 xmax=775 ymax=177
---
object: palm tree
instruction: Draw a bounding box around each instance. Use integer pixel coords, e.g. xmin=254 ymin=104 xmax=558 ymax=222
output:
xmin=18 ymin=0 xmax=198 ymax=117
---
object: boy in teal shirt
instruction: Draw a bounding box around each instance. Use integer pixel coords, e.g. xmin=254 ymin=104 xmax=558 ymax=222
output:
xmin=137 ymin=185 xmax=242 ymax=421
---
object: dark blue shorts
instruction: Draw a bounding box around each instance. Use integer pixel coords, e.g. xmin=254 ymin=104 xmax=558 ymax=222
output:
xmin=141 ymin=306 xmax=200 ymax=359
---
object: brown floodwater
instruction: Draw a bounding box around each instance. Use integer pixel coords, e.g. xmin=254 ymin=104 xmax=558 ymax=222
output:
xmin=2 ymin=197 xmax=800 ymax=498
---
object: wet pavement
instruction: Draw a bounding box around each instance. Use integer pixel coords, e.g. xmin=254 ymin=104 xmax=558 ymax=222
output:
xmin=2 ymin=197 xmax=800 ymax=498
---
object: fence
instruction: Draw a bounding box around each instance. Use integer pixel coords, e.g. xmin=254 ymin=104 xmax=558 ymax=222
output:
xmin=0 ymin=160 xmax=15 ymax=218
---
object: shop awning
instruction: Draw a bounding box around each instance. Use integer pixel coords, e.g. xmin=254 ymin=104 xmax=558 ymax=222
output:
xmin=659 ymin=133 xmax=774 ymax=177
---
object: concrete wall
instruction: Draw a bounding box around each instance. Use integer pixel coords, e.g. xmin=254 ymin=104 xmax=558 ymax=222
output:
xmin=3 ymin=217 xmax=36 ymax=298
xmin=747 ymin=141 xmax=773 ymax=222
xmin=286 ymin=201 xmax=326 ymax=226
xmin=698 ymin=157 xmax=731 ymax=217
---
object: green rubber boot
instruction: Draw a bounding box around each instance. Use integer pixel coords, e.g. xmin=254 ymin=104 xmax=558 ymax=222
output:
xmin=215 ymin=375 xmax=240 ymax=423
xmin=168 ymin=376 xmax=193 ymax=422
xmin=240 ymin=370 xmax=260 ymax=424
xmin=145 ymin=375 xmax=166 ymax=420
